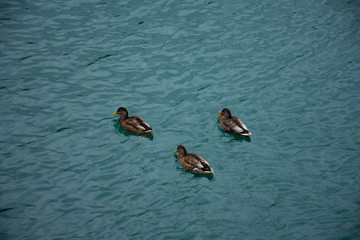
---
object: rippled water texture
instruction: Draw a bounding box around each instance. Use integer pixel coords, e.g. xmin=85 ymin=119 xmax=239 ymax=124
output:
xmin=1 ymin=0 xmax=360 ymax=239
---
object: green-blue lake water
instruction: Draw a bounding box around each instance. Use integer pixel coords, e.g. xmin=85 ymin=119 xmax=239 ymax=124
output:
xmin=1 ymin=0 xmax=360 ymax=239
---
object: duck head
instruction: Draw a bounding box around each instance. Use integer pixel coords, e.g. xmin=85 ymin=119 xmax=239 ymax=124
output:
xmin=112 ymin=107 xmax=128 ymax=118
xmin=217 ymin=108 xmax=232 ymax=117
xmin=174 ymin=145 xmax=187 ymax=155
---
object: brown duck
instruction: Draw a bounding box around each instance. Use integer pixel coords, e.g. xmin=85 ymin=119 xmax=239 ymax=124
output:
xmin=218 ymin=108 xmax=251 ymax=136
xmin=174 ymin=145 xmax=215 ymax=176
xmin=112 ymin=107 xmax=152 ymax=135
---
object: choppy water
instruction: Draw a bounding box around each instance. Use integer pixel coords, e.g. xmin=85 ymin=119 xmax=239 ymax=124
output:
xmin=1 ymin=0 xmax=360 ymax=239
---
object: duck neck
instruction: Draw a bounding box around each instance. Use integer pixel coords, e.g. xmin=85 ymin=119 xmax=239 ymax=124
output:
xmin=119 ymin=113 xmax=128 ymax=120
xmin=179 ymin=149 xmax=187 ymax=156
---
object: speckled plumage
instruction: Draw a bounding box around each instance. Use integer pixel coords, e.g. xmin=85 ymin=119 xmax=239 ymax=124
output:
xmin=112 ymin=107 xmax=152 ymax=135
xmin=218 ymin=108 xmax=251 ymax=136
xmin=174 ymin=145 xmax=215 ymax=176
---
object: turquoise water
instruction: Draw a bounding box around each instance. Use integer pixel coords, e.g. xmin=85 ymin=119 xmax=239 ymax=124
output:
xmin=1 ymin=0 xmax=360 ymax=239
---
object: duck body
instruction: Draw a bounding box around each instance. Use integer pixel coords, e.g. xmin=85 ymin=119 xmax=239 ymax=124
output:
xmin=218 ymin=108 xmax=251 ymax=136
xmin=174 ymin=145 xmax=215 ymax=176
xmin=112 ymin=107 xmax=152 ymax=135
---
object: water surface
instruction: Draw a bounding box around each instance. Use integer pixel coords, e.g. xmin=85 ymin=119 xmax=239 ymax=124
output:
xmin=1 ymin=0 xmax=360 ymax=239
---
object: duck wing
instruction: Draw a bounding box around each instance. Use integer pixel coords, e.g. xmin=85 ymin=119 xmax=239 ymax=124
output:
xmin=221 ymin=117 xmax=246 ymax=134
xmin=188 ymin=153 xmax=212 ymax=171
xmin=231 ymin=116 xmax=250 ymax=134
xmin=126 ymin=116 xmax=152 ymax=131
xmin=232 ymin=116 xmax=248 ymax=130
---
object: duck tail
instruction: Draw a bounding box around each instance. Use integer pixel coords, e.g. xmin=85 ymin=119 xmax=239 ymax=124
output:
xmin=193 ymin=168 xmax=215 ymax=176
xmin=241 ymin=131 xmax=251 ymax=136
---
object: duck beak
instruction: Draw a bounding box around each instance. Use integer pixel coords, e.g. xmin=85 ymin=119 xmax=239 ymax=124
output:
xmin=112 ymin=112 xmax=118 ymax=115
xmin=173 ymin=149 xmax=178 ymax=153
xmin=217 ymin=111 xmax=222 ymax=114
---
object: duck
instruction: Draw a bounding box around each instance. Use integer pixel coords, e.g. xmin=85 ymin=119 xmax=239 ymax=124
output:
xmin=217 ymin=108 xmax=251 ymax=136
xmin=112 ymin=107 xmax=152 ymax=135
xmin=174 ymin=145 xmax=215 ymax=176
